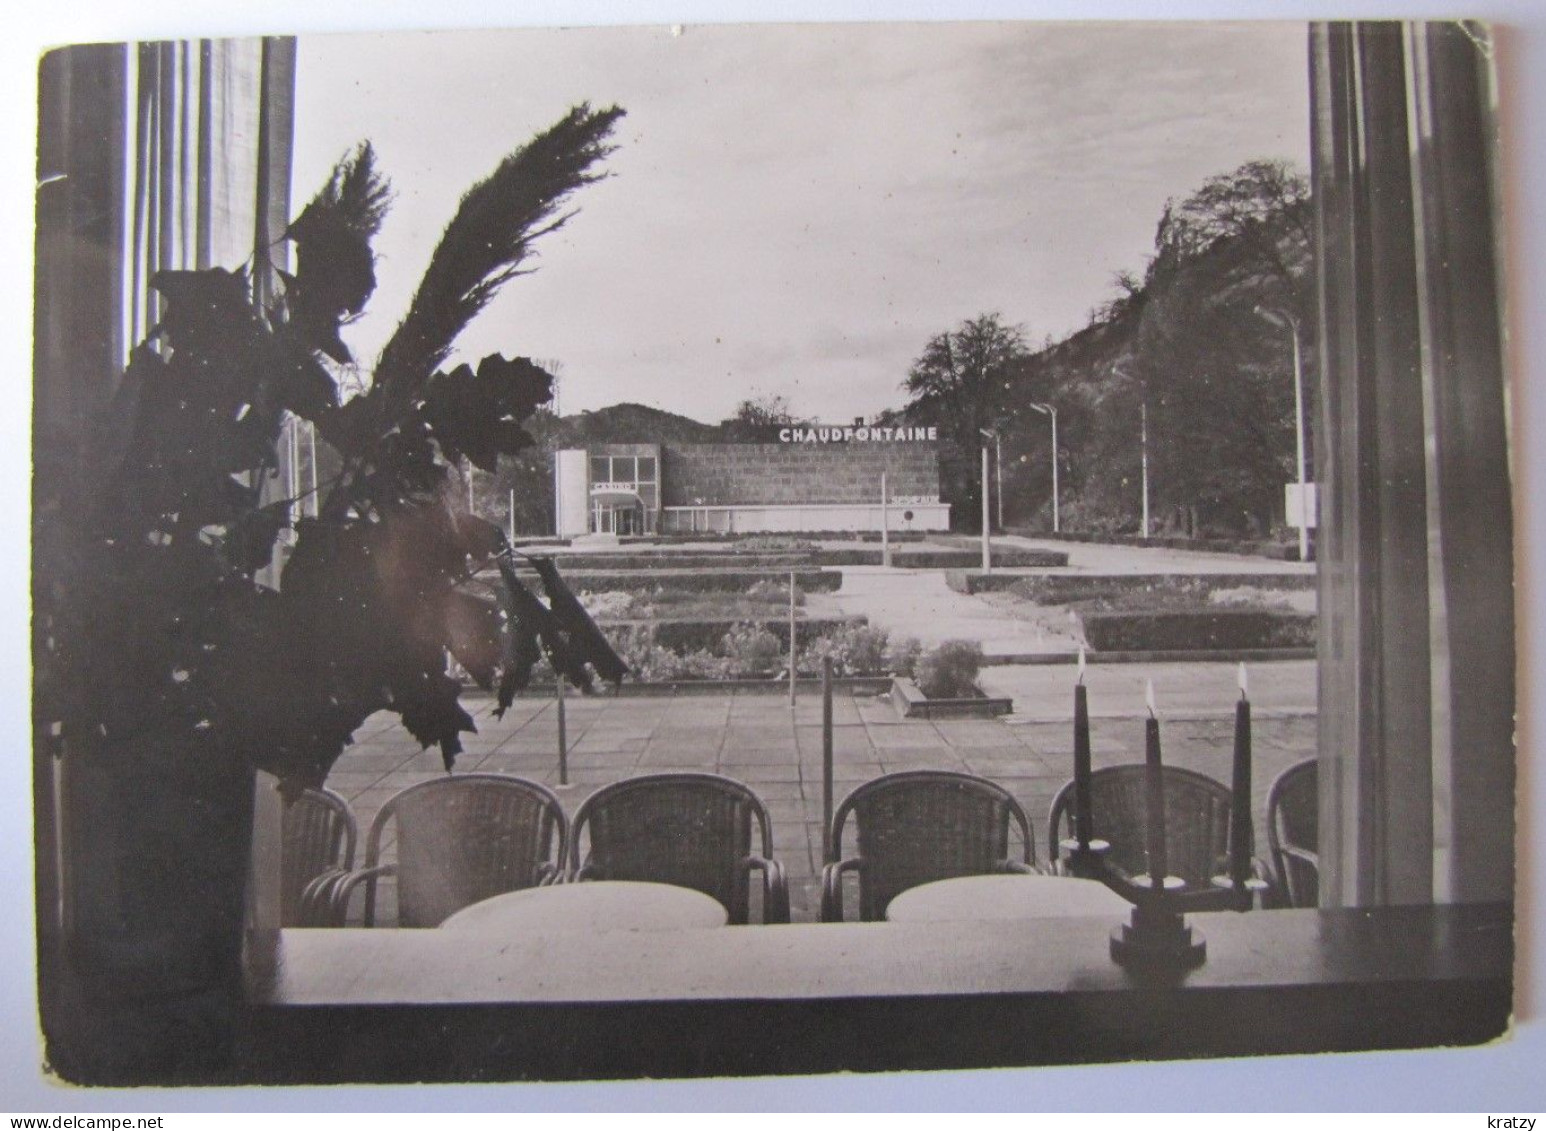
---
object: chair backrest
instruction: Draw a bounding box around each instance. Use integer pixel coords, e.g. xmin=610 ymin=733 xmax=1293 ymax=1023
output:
xmin=365 ymin=775 xmax=568 ymax=928
xmin=1048 ymin=765 xmax=1232 ymax=891
xmin=570 ymin=773 xmax=772 ymax=924
xmin=281 ymin=788 xmax=357 ymax=927
xmin=831 ymin=771 xmax=1034 ymax=921
xmin=1267 ymin=758 xmax=1319 ymax=907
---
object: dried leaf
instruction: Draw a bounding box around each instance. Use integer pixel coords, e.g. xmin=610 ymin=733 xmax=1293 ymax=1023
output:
xmin=531 ymin=557 xmax=628 ymax=685
xmin=443 ymin=590 xmax=503 ymax=689
xmin=420 ymin=354 xmax=555 ymax=471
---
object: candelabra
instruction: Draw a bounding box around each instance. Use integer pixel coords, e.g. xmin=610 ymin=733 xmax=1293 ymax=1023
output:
xmin=1063 ymin=657 xmax=1268 ymax=970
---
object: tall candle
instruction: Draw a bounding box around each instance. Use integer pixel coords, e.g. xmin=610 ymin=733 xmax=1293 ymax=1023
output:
xmin=1144 ymin=680 xmax=1168 ymax=888
xmin=1229 ymin=663 xmax=1253 ymax=885
xmin=1073 ymin=647 xmax=1093 ymax=847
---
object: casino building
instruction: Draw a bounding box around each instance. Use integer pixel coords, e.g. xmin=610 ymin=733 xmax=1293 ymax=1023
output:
xmin=554 ymin=425 xmax=950 ymax=536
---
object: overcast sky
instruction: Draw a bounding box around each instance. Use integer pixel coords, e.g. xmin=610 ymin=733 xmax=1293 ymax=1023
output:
xmin=293 ymin=22 xmax=1310 ymax=424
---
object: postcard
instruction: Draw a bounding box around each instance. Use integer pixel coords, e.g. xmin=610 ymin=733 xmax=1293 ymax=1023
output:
xmin=30 ymin=19 xmax=1515 ymax=1086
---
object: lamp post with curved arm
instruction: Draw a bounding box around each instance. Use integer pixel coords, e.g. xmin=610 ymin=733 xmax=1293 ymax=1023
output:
xmin=1028 ymin=402 xmax=1059 ymax=533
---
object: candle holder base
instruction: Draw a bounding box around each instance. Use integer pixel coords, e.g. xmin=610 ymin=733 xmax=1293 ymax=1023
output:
xmin=1210 ymin=874 xmax=1270 ymax=911
xmin=1108 ymin=904 xmax=1206 ymax=969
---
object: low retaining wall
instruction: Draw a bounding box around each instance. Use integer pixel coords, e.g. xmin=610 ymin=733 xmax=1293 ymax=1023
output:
xmin=889 ymin=676 xmax=1013 ymax=719
xmin=1005 ymin=527 xmax=1314 ymax=562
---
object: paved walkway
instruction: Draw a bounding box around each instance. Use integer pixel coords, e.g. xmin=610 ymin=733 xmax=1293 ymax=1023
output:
xmin=806 ymin=564 xmax=1316 ymax=660
xmin=996 ymin=534 xmax=1315 ymax=577
xmin=806 ymin=567 xmax=1066 ymax=656
xmin=324 ymin=660 xmax=1314 ymax=924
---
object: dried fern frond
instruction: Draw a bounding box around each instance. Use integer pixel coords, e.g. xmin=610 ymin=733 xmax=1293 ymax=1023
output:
xmin=283 ymin=143 xmax=394 ymax=362
xmin=372 ymin=103 xmax=625 ymax=419
xmin=292 ymin=141 xmax=393 ymax=240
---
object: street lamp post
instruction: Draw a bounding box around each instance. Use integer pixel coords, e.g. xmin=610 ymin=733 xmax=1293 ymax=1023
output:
xmin=1028 ymin=403 xmax=1059 ymax=534
xmin=1140 ymin=401 xmax=1150 ymax=539
xmin=1112 ymin=364 xmax=1150 ymax=539
xmin=1256 ymin=305 xmax=1309 ymax=562
xmin=979 ymin=439 xmax=991 ymax=572
xmin=979 ymin=428 xmax=1002 ymax=533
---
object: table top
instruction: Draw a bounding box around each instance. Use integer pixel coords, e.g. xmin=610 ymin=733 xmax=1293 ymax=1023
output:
xmin=885 ymin=873 xmax=1133 ymax=923
xmin=439 ymin=881 xmax=729 ymax=933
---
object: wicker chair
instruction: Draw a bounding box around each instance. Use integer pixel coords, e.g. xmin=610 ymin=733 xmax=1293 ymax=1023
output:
xmin=1267 ymin=758 xmax=1319 ymax=908
xmin=1047 ymin=765 xmax=1236 ymax=892
xmin=318 ymin=774 xmax=568 ymax=927
xmin=821 ymin=771 xmax=1036 ymax=922
xmin=568 ymin=773 xmax=790 ymax=925
xmin=281 ymin=787 xmax=358 ymax=927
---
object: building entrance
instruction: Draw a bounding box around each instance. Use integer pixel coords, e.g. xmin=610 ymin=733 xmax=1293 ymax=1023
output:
xmin=592 ymin=499 xmax=647 ymax=535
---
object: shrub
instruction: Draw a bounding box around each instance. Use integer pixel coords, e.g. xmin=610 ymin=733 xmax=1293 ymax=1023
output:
xmin=614 ymin=626 xmax=732 ymax=681
xmin=914 ymin=640 xmax=985 ymax=699
xmin=884 ymin=635 xmax=923 ymax=678
xmin=721 ymin=622 xmax=785 ymax=676
xmin=800 ymin=622 xmax=891 ymax=676
xmin=746 ymin=577 xmax=804 ymax=605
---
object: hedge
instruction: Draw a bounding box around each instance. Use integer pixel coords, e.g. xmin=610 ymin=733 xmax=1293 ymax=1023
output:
xmin=1078 ymin=608 xmax=1317 ymax=652
xmin=546 ymin=567 xmax=844 ymax=594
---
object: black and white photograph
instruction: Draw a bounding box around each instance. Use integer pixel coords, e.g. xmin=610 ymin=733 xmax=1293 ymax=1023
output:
xmin=19 ymin=7 xmax=1533 ymax=1104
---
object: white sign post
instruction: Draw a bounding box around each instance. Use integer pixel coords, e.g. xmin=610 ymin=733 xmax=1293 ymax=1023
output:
xmin=1285 ymin=483 xmax=1318 ymax=531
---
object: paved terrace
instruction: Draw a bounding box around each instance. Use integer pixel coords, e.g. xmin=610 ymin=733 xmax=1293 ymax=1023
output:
xmin=324 ymin=659 xmax=1315 ymax=923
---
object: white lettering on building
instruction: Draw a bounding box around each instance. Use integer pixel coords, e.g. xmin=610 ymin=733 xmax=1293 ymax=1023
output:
xmin=779 ymin=425 xmax=938 ymax=444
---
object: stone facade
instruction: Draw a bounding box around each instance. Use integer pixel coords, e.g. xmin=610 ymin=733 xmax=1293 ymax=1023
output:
xmin=660 ymin=443 xmax=939 ymax=507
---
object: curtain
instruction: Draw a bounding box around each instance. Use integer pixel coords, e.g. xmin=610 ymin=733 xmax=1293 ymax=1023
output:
xmin=1310 ymin=21 xmax=1514 ymax=907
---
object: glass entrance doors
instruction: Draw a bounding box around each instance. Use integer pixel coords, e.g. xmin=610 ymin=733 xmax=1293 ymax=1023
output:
xmin=592 ymin=500 xmax=648 ymax=535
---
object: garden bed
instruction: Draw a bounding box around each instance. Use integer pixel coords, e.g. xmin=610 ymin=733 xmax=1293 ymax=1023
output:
xmin=889 ymin=676 xmax=1013 ymax=719
xmin=599 ymin=615 xmax=868 ymax=652
xmin=1077 ymin=608 xmax=1317 ymax=652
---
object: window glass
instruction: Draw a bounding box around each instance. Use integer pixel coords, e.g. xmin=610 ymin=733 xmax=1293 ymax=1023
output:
xmin=590 ymin=457 xmax=610 ymax=484
xmin=613 ymin=456 xmax=637 ymax=483
xmin=637 ymin=456 xmax=657 ymax=483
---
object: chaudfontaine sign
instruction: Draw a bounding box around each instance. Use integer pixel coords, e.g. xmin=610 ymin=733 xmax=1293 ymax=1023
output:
xmin=776 ymin=425 xmax=939 ymax=443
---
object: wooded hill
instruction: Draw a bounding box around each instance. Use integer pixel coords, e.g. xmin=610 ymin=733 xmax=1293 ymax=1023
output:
xmin=906 ymin=159 xmax=1314 ymax=539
